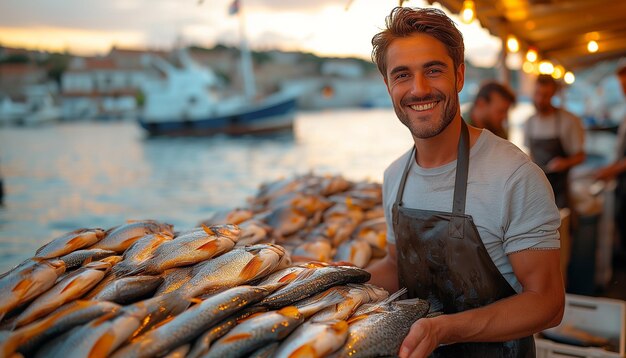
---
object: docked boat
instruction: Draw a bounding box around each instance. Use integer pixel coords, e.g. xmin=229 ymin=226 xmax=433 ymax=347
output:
xmin=137 ymin=51 xmax=297 ymax=137
xmin=137 ymin=2 xmax=297 ymax=137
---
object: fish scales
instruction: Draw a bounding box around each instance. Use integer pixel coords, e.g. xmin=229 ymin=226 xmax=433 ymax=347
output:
xmin=332 ymin=298 xmax=430 ymax=358
xmin=110 ymin=285 xmax=276 ymax=358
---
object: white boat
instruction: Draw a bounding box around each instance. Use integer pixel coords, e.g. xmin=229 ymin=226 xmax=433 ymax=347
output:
xmin=0 ymin=85 xmax=61 ymax=126
xmin=137 ymin=3 xmax=297 ymax=137
xmin=138 ymin=51 xmax=297 ymax=136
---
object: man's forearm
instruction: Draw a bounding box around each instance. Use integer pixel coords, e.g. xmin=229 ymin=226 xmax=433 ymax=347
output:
xmin=431 ymin=289 xmax=564 ymax=344
xmin=366 ymin=254 xmax=399 ymax=293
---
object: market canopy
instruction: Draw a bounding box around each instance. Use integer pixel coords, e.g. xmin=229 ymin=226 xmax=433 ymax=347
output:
xmin=425 ymin=0 xmax=626 ymax=71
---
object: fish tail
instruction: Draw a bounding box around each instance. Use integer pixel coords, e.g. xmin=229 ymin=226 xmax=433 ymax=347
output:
xmin=357 ymin=287 xmax=408 ymax=316
xmin=426 ymin=293 xmax=443 ymax=314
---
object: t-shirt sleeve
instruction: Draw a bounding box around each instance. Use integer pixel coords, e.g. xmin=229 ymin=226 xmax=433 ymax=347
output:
xmin=502 ymin=161 xmax=561 ymax=253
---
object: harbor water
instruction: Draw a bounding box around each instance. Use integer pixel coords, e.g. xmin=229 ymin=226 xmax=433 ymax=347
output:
xmin=0 ymin=108 xmax=414 ymax=272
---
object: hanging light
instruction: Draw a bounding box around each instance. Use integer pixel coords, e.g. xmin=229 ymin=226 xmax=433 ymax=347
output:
xmin=460 ymin=0 xmax=476 ymax=24
xmin=587 ymin=40 xmax=599 ymax=53
xmin=564 ymin=71 xmax=575 ymax=84
xmin=539 ymin=60 xmax=554 ymax=75
xmin=552 ymin=65 xmax=565 ymax=79
xmin=522 ymin=61 xmax=535 ymax=74
xmin=506 ymin=35 xmax=519 ymax=53
xmin=526 ymin=48 xmax=538 ymax=63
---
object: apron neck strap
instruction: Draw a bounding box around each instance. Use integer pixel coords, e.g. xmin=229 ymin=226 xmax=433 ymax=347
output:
xmin=452 ymin=119 xmax=470 ymax=216
xmin=394 ymin=119 xmax=471 ymax=215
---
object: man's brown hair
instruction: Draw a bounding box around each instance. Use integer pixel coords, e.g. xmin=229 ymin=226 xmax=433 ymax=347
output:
xmin=371 ymin=7 xmax=465 ymax=79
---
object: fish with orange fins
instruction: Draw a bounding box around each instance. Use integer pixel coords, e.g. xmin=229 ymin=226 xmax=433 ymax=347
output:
xmin=13 ymin=261 xmax=111 ymax=327
xmin=130 ymin=224 xmax=240 ymax=275
xmin=34 ymin=228 xmax=106 ymax=259
xmin=0 ymin=258 xmax=66 ymax=322
xmin=177 ymin=244 xmax=290 ymax=298
xmin=110 ymin=284 xmax=282 ymax=358
xmin=273 ymin=320 xmax=350 ymax=358
xmin=89 ymin=220 xmax=174 ymax=253
xmin=203 ymin=306 xmax=305 ymax=358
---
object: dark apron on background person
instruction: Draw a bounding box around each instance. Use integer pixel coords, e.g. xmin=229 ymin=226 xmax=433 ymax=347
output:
xmin=392 ymin=121 xmax=535 ymax=357
xmin=528 ymin=110 xmax=569 ymax=209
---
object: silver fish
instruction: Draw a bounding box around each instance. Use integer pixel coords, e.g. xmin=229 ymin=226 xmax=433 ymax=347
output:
xmin=292 ymin=239 xmax=334 ymax=262
xmin=89 ymin=220 xmax=174 ymax=253
xmin=14 ymin=261 xmax=110 ymax=327
xmin=91 ymin=275 xmax=164 ymax=304
xmin=247 ymin=342 xmax=280 ymax=358
xmin=292 ymin=286 xmax=350 ymax=319
xmin=1 ymin=300 xmax=121 ymax=357
xmin=254 ymin=265 xmax=311 ymax=286
xmin=235 ymin=220 xmax=272 ymax=247
xmin=259 ymin=263 xmax=370 ymax=309
xmin=162 ymin=344 xmax=190 ymax=358
xmin=333 ymin=239 xmax=372 ymax=268
xmin=332 ymin=297 xmax=430 ymax=358
xmin=261 ymin=205 xmax=309 ymax=238
xmin=310 ymin=284 xmax=389 ymax=323
xmin=274 ymin=320 xmax=349 ymax=358
xmin=35 ymin=228 xmax=106 ymax=259
xmin=110 ymin=284 xmax=280 ymax=358
xmin=154 ymin=266 xmax=194 ymax=296
xmin=203 ymin=306 xmax=304 ymax=358
xmin=43 ymin=302 xmax=150 ymax=358
xmin=113 ymin=233 xmax=173 ymax=274
xmin=59 ymin=248 xmax=116 ymax=270
xmin=177 ymin=244 xmax=290 ymax=298
xmin=0 ymin=258 xmax=66 ymax=321
xmin=353 ymin=217 xmax=387 ymax=251
xmin=135 ymin=224 xmax=240 ymax=275
xmin=186 ymin=306 xmax=267 ymax=358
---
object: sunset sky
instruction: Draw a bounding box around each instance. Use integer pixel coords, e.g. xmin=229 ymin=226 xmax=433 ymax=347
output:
xmin=0 ymin=0 xmax=502 ymax=66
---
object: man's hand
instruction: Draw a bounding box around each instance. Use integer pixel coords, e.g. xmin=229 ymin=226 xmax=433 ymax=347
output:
xmin=399 ymin=317 xmax=442 ymax=358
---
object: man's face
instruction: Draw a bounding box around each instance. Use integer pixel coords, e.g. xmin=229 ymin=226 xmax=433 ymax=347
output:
xmin=533 ymin=82 xmax=556 ymax=113
xmin=384 ymin=34 xmax=464 ymax=139
xmin=476 ymin=92 xmax=512 ymax=129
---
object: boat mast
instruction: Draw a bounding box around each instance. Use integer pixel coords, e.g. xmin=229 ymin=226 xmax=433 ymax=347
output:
xmin=236 ymin=0 xmax=257 ymax=100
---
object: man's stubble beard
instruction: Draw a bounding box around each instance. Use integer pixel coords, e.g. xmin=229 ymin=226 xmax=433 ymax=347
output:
xmin=394 ymin=87 xmax=459 ymax=139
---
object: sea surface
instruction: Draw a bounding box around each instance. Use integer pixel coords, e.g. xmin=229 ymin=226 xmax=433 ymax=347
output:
xmin=0 ymin=106 xmax=616 ymax=274
xmin=0 ymin=108 xmax=414 ymax=272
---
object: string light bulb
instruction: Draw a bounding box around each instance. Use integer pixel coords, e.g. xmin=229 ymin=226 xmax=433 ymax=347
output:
xmin=539 ymin=60 xmax=554 ymax=75
xmin=526 ymin=48 xmax=538 ymax=63
xmin=506 ymin=35 xmax=519 ymax=53
xmin=587 ymin=40 xmax=599 ymax=53
xmin=460 ymin=0 xmax=476 ymax=24
xmin=552 ymin=65 xmax=565 ymax=79
xmin=564 ymin=71 xmax=575 ymax=84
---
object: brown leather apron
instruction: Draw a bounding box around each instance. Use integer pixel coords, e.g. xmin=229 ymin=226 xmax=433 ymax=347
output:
xmin=528 ymin=111 xmax=570 ymax=209
xmin=392 ymin=121 xmax=535 ymax=357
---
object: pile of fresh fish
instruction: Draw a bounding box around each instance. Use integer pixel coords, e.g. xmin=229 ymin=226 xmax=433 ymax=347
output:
xmin=0 ymin=217 xmax=430 ymax=357
xmin=201 ymin=173 xmax=388 ymax=268
xmin=0 ymin=173 xmax=431 ymax=357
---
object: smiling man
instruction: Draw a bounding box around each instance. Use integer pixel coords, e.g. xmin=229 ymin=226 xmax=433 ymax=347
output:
xmin=366 ymin=7 xmax=564 ymax=358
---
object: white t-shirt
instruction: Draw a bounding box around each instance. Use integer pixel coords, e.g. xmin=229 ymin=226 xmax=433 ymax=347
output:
xmin=523 ymin=108 xmax=586 ymax=156
xmin=383 ymin=130 xmax=561 ymax=292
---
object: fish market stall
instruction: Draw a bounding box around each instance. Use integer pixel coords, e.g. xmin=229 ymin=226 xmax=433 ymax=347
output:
xmin=0 ymin=173 xmax=436 ymax=357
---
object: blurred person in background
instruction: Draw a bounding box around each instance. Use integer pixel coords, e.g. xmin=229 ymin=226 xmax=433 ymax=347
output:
xmin=464 ymin=81 xmax=517 ymax=140
xmin=524 ymin=74 xmax=586 ymax=209
xmin=594 ymin=60 xmax=626 ymax=259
